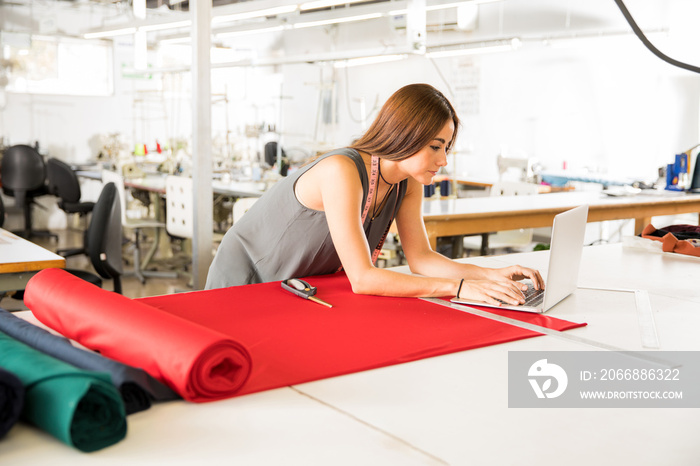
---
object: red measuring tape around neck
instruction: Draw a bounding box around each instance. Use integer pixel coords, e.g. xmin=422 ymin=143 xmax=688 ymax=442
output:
xmin=360 ymin=155 xmax=381 ymax=224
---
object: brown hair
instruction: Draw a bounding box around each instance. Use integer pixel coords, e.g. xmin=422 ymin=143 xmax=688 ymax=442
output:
xmin=350 ymin=83 xmax=460 ymax=161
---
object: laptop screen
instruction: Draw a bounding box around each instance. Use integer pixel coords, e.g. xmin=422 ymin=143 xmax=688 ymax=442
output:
xmin=689 ymin=153 xmax=700 ymax=192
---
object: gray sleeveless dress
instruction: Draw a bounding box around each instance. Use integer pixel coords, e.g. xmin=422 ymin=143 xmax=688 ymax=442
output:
xmin=205 ymin=148 xmax=407 ymax=289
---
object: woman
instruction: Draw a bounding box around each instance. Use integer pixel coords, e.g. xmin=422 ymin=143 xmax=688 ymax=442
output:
xmin=206 ymin=83 xmax=543 ymax=306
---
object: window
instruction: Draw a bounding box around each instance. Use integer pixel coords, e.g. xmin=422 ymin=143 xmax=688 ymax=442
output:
xmin=3 ymin=34 xmax=113 ymax=96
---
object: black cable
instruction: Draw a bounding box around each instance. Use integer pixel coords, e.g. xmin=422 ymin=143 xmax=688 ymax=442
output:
xmin=613 ymin=0 xmax=700 ymax=74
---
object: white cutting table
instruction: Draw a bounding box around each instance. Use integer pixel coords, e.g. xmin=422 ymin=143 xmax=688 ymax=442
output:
xmin=2 ymin=243 xmax=699 ymax=465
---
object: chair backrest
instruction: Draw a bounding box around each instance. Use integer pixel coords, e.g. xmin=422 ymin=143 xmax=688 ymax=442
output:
xmin=86 ymin=182 xmax=123 ymax=291
xmin=264 ymin=141 xmax=290 ymax=176
xmin=165 ymin=175 xmax=193 ymax=238
xmin=101 ymin=169 xmax=128 ymax=226
xmin=0 ymin=195 xmax=4 ymax=229
xmin=0 ymin=145 xmax=47 ymax=192
xmin=47 ymin=158 xmax=82 ymax=203
xmin=264 ymin=141 xmax=280 ymax=167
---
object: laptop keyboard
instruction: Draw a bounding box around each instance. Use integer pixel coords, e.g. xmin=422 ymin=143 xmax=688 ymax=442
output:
xmin=522 ymin=284 xmax=545 ymax=307
xmin=497 ymin=284 xmax=544 ymax=307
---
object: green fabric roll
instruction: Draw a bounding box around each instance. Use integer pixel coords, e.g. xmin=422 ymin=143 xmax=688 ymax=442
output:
xmin=0 ymin=331 xmax=127 ymax=452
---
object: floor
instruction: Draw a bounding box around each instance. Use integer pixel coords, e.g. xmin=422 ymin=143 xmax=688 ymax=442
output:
xmin=0 ymin=227 xmax=193 ymax=312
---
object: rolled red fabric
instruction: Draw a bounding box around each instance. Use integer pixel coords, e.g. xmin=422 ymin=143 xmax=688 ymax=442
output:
xmin=24 ymin=268 xmax=251 ymax=402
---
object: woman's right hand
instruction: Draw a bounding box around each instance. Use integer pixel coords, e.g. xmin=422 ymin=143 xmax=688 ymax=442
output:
xmin=457 ymin=279 xmax=527 ymax=306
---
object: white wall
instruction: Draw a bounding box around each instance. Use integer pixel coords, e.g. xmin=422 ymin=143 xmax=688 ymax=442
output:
xmin=463 ymin=38 xmax=700 ymax=181
xmin=275 ymin=37 xmax=699 ymax=182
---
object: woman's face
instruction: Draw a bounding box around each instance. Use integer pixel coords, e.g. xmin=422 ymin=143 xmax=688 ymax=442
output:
xmin=399 ymin=119 xmax=454 ymax=185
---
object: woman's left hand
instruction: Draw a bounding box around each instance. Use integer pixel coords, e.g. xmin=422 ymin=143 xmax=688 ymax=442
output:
xmin=487 ymin=265 xmax=545 ymax=291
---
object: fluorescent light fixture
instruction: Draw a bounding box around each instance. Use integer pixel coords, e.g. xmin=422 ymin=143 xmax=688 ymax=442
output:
xmin=217 ymin=25 xmax=286 ymax=38
xmin=334 ymin=54 xmax=407 ymax=68
xmin=82 ymin=20 xmax=190 ymax=40
xmin=425 ymin=44 xmax=511 ymax=57
xmin=390 ymin=0 xmax=504 ymax=15
xmin=83 ymin=27 xmax=137 ymax=39
xmin=140 ymin=20 xmax=192 ymax=33
xmin=159 ymin=36 xmax=191 ymax=45
xmin=212 ymin=5 xmax=298 ymax=24
xmin=83 ymin=3 xmax=293 ymax=40
xmin=300 ymin=0 xmax=369 ymax=11
xmin=426 ymin=37 xmax=520 ymax=58
xmin=293 ymin=12 xmax=382 ymax=29
xmin=429 ymin=0 xmax=502 ymax=9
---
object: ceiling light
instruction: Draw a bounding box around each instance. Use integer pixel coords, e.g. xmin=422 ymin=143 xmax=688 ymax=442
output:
xmin=390 ymin=0 xmax=504 ymax=15
xmin=333 ymin=54 xmax=407 ymax=68
xmin=293 ymin=12 xmax=382 ymax=29
xmin=427 ymin=0 xmax=502 ymax=9
xmin=159 ymin=37 xmax=191 ymax=45
xmin=140 ymin=20 xmax=192 ymax=33
xmin=217 ymin=25 xmax=287 ymax=39
xmin=426 ymin=38 xmax=521 ymax=58
xmin=211 ymin=5 xmax=298 ymax=24
xmin=83 ymin=27 xmax=138 ymax=39
xmin=300 ymin=0 xmax=370 ymax=11
xmin=83 ymin=3 xmax=294 ymax=40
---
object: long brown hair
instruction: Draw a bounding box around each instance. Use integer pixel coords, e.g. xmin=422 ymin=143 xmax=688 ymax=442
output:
xmin=350 ymin=83 xmax=460 ymax=161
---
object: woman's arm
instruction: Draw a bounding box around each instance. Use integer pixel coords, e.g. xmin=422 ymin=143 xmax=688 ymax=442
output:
xmin=311 ymin=155 xmax=456 ymax=298
xmin=394 ymin=178 xmax=545 ymax=301
xmin=310 ymin=156 xmax=537 ymax=304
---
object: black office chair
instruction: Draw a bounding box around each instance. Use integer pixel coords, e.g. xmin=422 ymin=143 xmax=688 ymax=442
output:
xmin=0 ymin=195 xmax=5 ymax=229
xmin=264 ymin=141 xmax=290 ymax=177
xmin=65 ymin=182 xmax=124 ymax=294
xmin=47 ymin=157 xmax=95 ymax=217
xmin=46 ymin=158 xmax=96 ymax=257
xmin=0 ymin=145 xmax=57 ymax=240
xmin=7 ymin=182 xmax=123 ymax=302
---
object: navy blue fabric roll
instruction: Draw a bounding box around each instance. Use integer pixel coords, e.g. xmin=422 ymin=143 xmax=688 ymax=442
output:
xmin=0 ymin=365 xmax=24 ymax=439
xmin=0 ymin=309 xmax=180 ymax=414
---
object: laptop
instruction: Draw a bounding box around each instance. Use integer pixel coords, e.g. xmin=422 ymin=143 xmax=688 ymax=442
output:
xmin=451 ymin=204 xmax=589 ymax=313
xmin=687 ymin=154 xmax=700 ymax=193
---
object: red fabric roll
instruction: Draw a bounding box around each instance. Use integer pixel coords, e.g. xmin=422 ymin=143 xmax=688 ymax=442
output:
xmin=24 ymin=269 xmax=251 ymax=402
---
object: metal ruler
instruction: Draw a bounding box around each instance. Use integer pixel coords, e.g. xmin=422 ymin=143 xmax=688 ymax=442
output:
xmin=422 ymin=297 xmax=628 ymax=352
xmin=424 ymin=287 xmax=661 ymax=352
xmin=578 ymin=286 xmax=660 ymax=350
xmin=634 ymin=289 xmax=660 ymax=349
